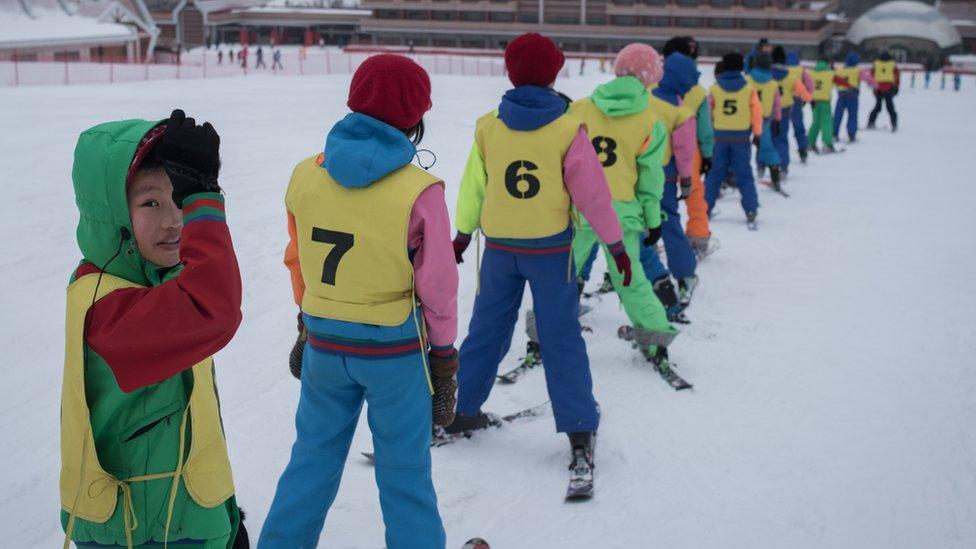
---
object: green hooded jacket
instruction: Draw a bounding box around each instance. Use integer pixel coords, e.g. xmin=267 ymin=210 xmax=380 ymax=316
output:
xmin=586 ymin=76 xmax=668 ymax=232
xmin=62 ymin=120 xmax=237 ymax=547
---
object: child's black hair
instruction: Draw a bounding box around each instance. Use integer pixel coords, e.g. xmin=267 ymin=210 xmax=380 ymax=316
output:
xmin=662 ymin=37 xmax=692 ymax=59
xmin=403 ymin=119 xmax=425 ymax=146
xmin=135 ymin=142 xmax=167 ymax=175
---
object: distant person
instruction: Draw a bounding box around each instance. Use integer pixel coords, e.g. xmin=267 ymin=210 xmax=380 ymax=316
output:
xmin=953 ymin=72 xmax=962 ymax=91
xmin=867 ymin=51 xmax=899 ymax=132
xmin=218 ymin=49 xmax=224 ymax=65
xmin=272 ymin=48 xmax=283 ymax=70
xmin=832 ymin=52 xmax=874 ymax=143
xmin=255 ymin=46 xmax=266 ymax=69
xmin=771 ymin=46 xmax=811 ymax=176
xmin=745 ymin=37 xmax=771 ymax=71
xmin=785 ymin=51 xmax=815 ymax=163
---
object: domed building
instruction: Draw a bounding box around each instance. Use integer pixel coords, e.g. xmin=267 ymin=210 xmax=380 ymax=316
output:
xmin=845 ymin=0 xmax=963 ymax=62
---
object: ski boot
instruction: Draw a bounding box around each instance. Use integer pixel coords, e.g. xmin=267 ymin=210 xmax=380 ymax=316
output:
xmin=798 ymin=148 xmax=809 ymax=164
xmin=566 ymin=431 xmax=596 ymax=500
xmin=824 ymin=144 xmax=837 ymax=153
xmin=746 ymin=210 xmax=758 ymax=230
xmin=866 ymin=122 xmax=876 ymax=130
xmin=769 ymin=166 xmax=783 ymax=192
xmin=689 ymin=235 xmax=712 ymax=259
xmin=596 ymin=271 xmax=614 ymax=294
xmin=756 ymin=165 xmax=766 ymax=180
xmin=653 ymin=277 xmax=689 ymax=324
xmin=441 ymin=411 xmax=497 ymax=436
xmin=677 ymin=275 xmax=699 ymax=309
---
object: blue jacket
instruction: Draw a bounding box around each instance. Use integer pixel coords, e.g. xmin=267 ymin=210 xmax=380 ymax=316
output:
xmin=654 ymin=52 xmax=699 ymax=105
xmin=716 ymin=71 xmax=748 ymax=92
xmin=749 ymin=67 xmax=773 ymax=84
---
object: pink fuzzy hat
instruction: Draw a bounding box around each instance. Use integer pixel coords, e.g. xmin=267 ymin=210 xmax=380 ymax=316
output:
xmin=614 ymin=43 xmax=663 ymax=87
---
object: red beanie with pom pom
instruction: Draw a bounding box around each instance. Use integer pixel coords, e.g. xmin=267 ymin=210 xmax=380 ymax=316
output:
xmin=347 ymin=54 xmax=432 ymax=129
xmin=504 ymin=33 xmax=565 ymax=87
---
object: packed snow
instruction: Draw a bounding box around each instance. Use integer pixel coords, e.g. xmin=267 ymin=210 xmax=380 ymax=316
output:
xmin=1 ymin=64 xmax=974 ymax=548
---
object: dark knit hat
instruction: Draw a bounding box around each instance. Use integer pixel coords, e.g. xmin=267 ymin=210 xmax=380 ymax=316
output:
xmin=505 ymin=33 xmax=565 ymax=87
xmin=347 ymin=54 xmax=432 ymax=130
xmin=662 ymin=37 xmax=692 ymax=58
xmin=772 ymin=46 xmax=786 ymax=65
xmin=721 ymin=53 xmax=744 ymax=73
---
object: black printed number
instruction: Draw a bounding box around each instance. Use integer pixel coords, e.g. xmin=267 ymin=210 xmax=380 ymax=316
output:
xmin=311 ymin=228 xmax=354 ymax=285
xmin=779 ymin=84 xmax=786 ymax=97
xmin=504 ymin=160 xmax=540 ymax=199
xmin=722 ymin=99 xmax=738 ymax=116
xmin=815 ymin=80 xmax=824 ymax=90
xmin=757 ymin=89 xmax=763 ymax=102
xmin=591 ymin=136 xmax=618 ymax=167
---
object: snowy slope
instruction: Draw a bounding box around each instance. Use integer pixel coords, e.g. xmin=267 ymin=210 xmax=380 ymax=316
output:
xmin=1 ymin=68 xmax=974 ymax=548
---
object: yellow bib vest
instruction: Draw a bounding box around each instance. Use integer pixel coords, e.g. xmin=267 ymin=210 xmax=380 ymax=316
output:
xmin=683 ymin=84 xmax=708 ymax=115
xmin=61 ymin=274 xmax=234 ymax=544
xmin=286 ymin=154 xmax=441 ymax=326
xmin=779 ymin=67 xmax=802 ymax=108
xmin=710 ymin=84 xmax=753 ymax=131
xmin=746 ymin=76 xmax=778 ymax=118
xmin=647 ymin=95 xmax=695 ymax=164
xmin=811 ymin=70 xmax=835 ymax=101
xmin=569 ymin=97 xmax=657 ymax=202
xmin=874 ymin=60 xmax=896 ymax=84
xmin=837 ymin=67 xmax=860 ymax=90
xmin=475 ymin=111 xmax=580 ymax=239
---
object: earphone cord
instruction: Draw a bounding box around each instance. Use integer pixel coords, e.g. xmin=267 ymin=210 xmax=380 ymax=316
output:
xmin=415 ymin=149 xmax=437 ymax=170
xmin=84 ymin=230 xmax=128 ymax=366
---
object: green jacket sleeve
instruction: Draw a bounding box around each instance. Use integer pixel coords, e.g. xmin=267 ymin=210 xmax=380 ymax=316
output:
xmin=455 ymin=141 xmax=488 ymax=234
xmin=635 ymin=120 xmax=668 ymax=230
xmin=696 ymin=98 xmax=715 ymax=159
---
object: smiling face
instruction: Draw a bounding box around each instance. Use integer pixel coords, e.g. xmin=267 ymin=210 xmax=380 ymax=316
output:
xmin=126 ymin=169 xmax=183 ymax=268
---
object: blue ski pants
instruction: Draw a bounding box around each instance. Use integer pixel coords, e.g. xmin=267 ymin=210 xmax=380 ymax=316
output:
xmin=790 ymin=100 xmax=809 ymax=153
xmin=661 ymin=170 xmax=697 ymax=280
xmin=458 ymin=245 xmax=599 ymax=433
xmin=639 ymin=239 xmax=670 ymax=283
xmin=773 ymin=107 xmax=792 ymax=169
xmin=833 ymin=90 xmax=859 ymax=140
xmin=755 ymin=119 xmax=782 ymax=169
xmin=577 ymin=241 xmax=600 ymax=282
xmin=258 ymin=348 xmax=445 ymax=549
xmin=705 ymin=138 xmax=759 ymax=214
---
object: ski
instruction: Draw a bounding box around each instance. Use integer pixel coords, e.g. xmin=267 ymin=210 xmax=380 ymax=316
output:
xmin=496 ymin=341 xmax=541 ymax=384
xmin=760 ymin=180 xmax=791 ymax=198
xmin=431 ymin=401 xmax=551 ymax=448
xmin=812 ymin=146 xmax=846 ymax=155
xmin=618 ymin=326 xmax=693 ymax=391
xmin=461 ymin=538 xmax=491 ymax=549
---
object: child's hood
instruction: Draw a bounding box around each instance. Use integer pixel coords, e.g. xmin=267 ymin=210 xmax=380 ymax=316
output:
xmin=655 ymin=53 xmax=700 ymax=101
xmin=497 ymin=85 xmax=568 ymax=131
xmin=814 ymin=60 xmax=830 ymax=71
xmin=73 ymin=119 xmax=171 ymax=286
xmin=749 ymin=67 xmax=773 ymax=84
xmin=590 ymin=76 xmax=651 ymax=118
xmin=323 ymin=112 xmax=417 ymax=188
xmin=716 ymin=71 xmax=748 ymax=92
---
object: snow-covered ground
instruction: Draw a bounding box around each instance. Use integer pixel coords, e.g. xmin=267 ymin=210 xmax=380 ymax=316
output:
xmin=1 ymin=67 xmax=974 ymax=548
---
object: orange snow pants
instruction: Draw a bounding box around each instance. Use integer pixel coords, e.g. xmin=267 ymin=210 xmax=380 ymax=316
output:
xmin=685 ymin=149 xmax=711 ymax=239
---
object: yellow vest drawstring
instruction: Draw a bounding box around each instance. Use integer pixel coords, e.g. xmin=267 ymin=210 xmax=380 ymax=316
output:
xmin=411 ymin=284 xmax=434 ymax=394
xmin=475 ymin=230 xmax=482 ymax=296
xmin=64 ymin=408 xmax=189 ymax=549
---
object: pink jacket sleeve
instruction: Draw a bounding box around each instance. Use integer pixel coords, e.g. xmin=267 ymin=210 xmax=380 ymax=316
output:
xmin=860 ymin=68 xmax=876 ymax=89
xmin=802 ymin=70 xmax=814 ymax=95
xmin=408 ymin=184 xmax=458 ymax=349
xmin=671 ymin=118 xmax=697 ymax=179
xmin=564 ymin=127 xmax=623 ymax=246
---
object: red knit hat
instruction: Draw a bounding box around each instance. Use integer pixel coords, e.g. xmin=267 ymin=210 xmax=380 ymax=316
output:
xmin=347 ymin=54 xmax=432 ymax=130
xmin=505 ymin=33 xmax=565 ymax=87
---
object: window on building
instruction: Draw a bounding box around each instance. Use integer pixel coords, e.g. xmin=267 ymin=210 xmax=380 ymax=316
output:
xmin=741 ymin=18 xmax=768 ymax=29
xmin=54 ymin=51 xmax=81 ymax=62
xmin=519 ymin=13 xmax=539 ymax=23
xmin=709 ymin=17 xmax=735 ymax=28
xmin=773 ymin=19 xmax=803 ymax=30
xmin=676 ymin=17 xmax=702 ymax=27
xmin=431 ymin=10 xmax=454 ymax=20
xmin=433 ymin=38 xmax=456 ymax=47
xmin=588 ymin=14 xmax=607 ymax=24
xmin=375 ymin=9 xmax=399 ymax=19
xmin=460 ymin=11 xmax=486 ymax=21
xmin=547 ymin=13 xmax=580 ymax=24
xmin=490 ymin=12 xmax=515 ymax=22
xmin=614 ymin=0 xmax=636 ymax=6
xmin=611 ymin=15 xmax=639 ymax=26
xmin=643 ymin=16 xmax=671 ymax=26
xmin=461 ymin=39 xmax=485 ymax=48
xmin=405 ymin=10 xmax=429 ymax=20
xmin=741 ymin=0 xmax=767 ymax=8
xmin=675 ymin=0 xmax=698 ymax=6
xmin=643 ymin=0 xmax=667 ymax=5
xmin=709 ymin=0 xmax=734 ymax=7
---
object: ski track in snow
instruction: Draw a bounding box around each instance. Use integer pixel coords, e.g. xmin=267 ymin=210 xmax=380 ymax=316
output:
xmin=1 ymin=70 xmax=975 ymax=549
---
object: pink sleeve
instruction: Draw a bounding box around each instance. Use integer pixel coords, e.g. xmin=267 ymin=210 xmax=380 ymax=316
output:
xmin=773 ymin=89 xmax=782 ymax=120
xmin=671 ymin=118 xmax=697 ymax=179
xmin=564 ymin=127 xmax=623 ymax=246
xmin=802 ymin=70 xmax=814 ymax=93
xmin=860 ymin=68 xmax=876 ymax=88
xmin=407 ymin=184 xmax=458 ymax=348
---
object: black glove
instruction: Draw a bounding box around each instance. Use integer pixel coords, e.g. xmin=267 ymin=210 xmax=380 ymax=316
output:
xmin=701 ymin=156 xmax=712 ymax=176
xmin=643 ymin=225 xmax=662 ymax=247
xmin=678 ymin=176 xmax=692 ymax=201
xmin=157 ymin=109 xmax=222 ymax=208
xmin=752 ymin=135 xmax=761 ymax=148
xmin=771 ymin=120 xmax=781 ymax=136
xmin=429 ymin=348 xmax=459 ymax=427
xmin=288 ymin=313 xmax=306 ymax=379
xmin=892 ymin=86 xmax=899 ymax=96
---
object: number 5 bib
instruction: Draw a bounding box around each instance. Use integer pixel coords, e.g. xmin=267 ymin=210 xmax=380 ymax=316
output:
xmin=475 ymin=111 xmax=581 ymax=239
xmin=710 ymin=84 xmax=753 ymax=131
xmin=286 ymin=153 xmax=442 ymax=326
